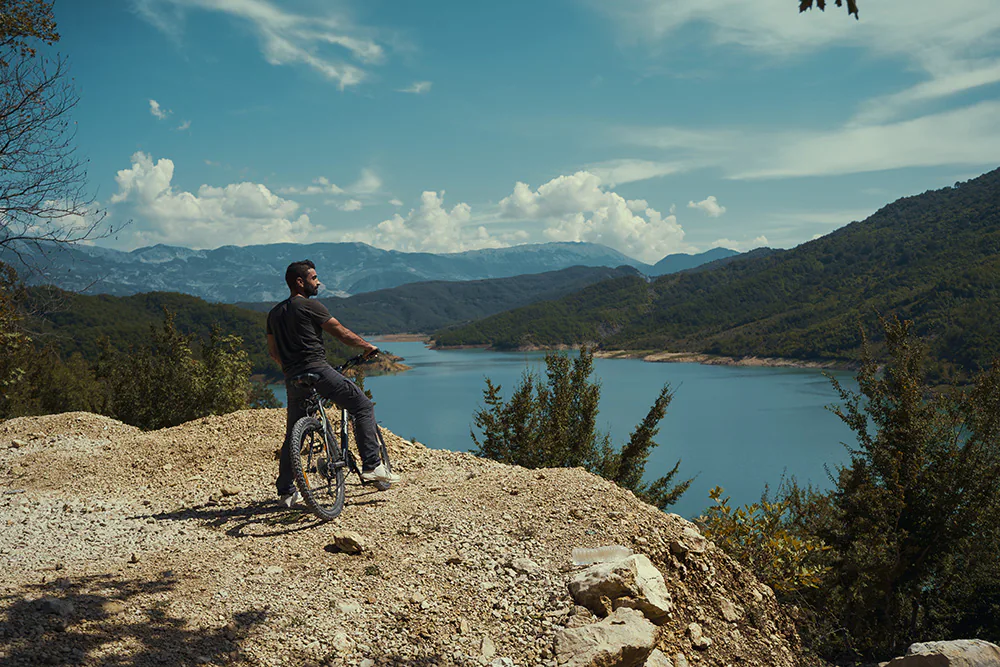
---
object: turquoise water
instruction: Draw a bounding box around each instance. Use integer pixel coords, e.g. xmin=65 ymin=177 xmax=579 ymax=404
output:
xmin=272 ymin=341 xmax=857 ymax=519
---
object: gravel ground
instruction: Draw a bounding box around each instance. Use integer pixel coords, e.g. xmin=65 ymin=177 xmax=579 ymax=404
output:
xmin=1 ymin=410 xmax=802 ymax=666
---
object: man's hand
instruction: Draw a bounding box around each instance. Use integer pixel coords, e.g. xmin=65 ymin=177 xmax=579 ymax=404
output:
xmin=362 ymin=343 xmax=379 ymax=359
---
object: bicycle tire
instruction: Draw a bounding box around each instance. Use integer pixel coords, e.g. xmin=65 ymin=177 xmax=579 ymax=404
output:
xmin=290 ymin=416 xmax=345 ymax=521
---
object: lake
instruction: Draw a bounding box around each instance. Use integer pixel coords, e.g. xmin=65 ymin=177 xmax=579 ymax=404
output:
xmin=272 ymin=341 xmax=857 ymax=519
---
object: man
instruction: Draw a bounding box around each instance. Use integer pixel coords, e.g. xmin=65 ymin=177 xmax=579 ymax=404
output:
xmin=267 ymin=260 xmax=399 ymax=508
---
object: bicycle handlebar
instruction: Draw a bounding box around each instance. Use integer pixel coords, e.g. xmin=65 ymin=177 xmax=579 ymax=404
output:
xmin=334 ymin=349 xmax=379 ymax=373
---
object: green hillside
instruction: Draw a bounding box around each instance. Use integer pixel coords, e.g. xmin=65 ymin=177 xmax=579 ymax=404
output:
xmin=23 ymin=289 xmax=352 ymax=380
xmin=238 ymin=265 xmax=641 ymax=333
xmin=434 ymin=168 xmax=1000 ymax=381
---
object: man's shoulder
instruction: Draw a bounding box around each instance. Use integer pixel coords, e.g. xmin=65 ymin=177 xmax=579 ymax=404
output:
xmin=267 ymin=297 xmax=292 ymax=318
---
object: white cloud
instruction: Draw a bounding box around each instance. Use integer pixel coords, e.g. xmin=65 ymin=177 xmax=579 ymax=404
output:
xmin=176 ymin=119 xmax=191 ymax=131
xmin=279 ymin=176 xmax=345 ymax=196
xmin=620 ymin=100 xmax=1000 ymax=179
xmin=133 ymin=0 xmax=388 ymax=89
xmin=592 ymin=0 xmax=1000 ymax=70
xmin=735 ymin=101 xmax=1000 ymax=179
xmin=687 ymin=195 xmax=726 ymax=217
xmin=337 ymin=199 xmax=363 ymax=212
xmin=710 ymin=235 xmax=768 ymax=252
xmin=109 ymin=151 xmax=313 ymax=248
xmin=585 ymin=159 xmax=684 ymax=186
xmin=388 ymin=198 xmax=403 ymax=207
xmin=348 ymin=168 xmax=382 ymax=195
xmin=398 ymin=81 xmax=432 ymax=94
xmin=499 ymin=170 xmax=689 ymax=263
xmin=591 ymin=0 xmax=1000 ymax=124
xmin=149 ymin=99 xmax=171 ymax=119
xmin=343 ymin=191 xmax=503 ymax=253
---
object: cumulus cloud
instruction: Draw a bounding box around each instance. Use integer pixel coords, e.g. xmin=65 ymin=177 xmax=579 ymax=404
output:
xmin=398 ymin=81 xmax=432 ymax=94
xmin=108 ymin=151 xmax=313 ymax=248
xmin=388 ymin=198 xmax=403 ymax=207
xmin=149 ymin=99 xmax=171 ymax=120
xmin=337 ymin=199 xmax=363 ymax=212
xmin=176 ymin=120 xmax=191 ymax=131
xmin=687 ymin=195 xmax=726 ymax=217
xmin=133 ymin=0 xmax=388 ymax=89
xmin=280 ymin=169 xmax=381 ymax=199
xmin=343 ymin=191 xmax=503 ymax=253
xmin=499 ymin=171 xmax=688 ymax=263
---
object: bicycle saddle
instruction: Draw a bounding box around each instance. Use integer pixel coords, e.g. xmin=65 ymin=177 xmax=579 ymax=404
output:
xmin=290 ymin=372 xmax=320 ymax=388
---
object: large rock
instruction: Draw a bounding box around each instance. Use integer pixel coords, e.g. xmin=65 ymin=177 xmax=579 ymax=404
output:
xmin=555 ymin=607 xmax=659 ymax=667
xmin=568 ymin=554 xmax=673 ymax=624
xmin=886 ymin=640 xmax=1000 ymax=666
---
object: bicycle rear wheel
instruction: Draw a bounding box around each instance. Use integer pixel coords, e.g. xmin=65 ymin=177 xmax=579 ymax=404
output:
xmin=290 ymin=416 xmax=345 ymax=521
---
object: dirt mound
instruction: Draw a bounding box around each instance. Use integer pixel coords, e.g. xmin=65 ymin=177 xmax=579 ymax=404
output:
xmin=1 ymin=410 xmax=800 ymax=666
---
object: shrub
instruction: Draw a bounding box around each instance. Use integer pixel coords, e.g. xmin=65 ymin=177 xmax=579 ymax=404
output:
xmin=472 ymin=346 xmax=691 ymax=509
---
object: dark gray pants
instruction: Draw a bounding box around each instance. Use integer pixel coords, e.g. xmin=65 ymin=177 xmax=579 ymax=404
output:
xmin=277 ymin=364 xmax=382 ymax=496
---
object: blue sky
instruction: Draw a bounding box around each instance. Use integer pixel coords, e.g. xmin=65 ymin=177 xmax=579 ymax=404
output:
xmin=56 ymin=0 xmax=1000 ymax=263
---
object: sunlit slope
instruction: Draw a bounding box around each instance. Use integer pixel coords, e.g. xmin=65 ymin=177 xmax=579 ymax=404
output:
xmin=435 ymin=167 xmax=1000 ymax=379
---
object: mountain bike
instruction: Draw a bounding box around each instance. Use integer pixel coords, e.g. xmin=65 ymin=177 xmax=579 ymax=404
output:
xmin=288 ymin=352 xmax=394 ymax=521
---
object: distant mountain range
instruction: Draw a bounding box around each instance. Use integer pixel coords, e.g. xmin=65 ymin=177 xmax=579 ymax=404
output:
xmin=238 ymin=265 xmax=642 ymax=334
xmin=5 ymin=241 xmax=736 ymax=302
xmin=434 ymin=167 xmax=1000 ymax=380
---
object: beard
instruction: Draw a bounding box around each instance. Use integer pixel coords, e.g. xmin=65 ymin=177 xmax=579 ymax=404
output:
xmin=306 ymin=283 xmax=320 ymax=297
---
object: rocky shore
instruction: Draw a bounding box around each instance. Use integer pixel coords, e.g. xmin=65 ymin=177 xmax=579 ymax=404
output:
xmin=1 ymin=410 xmax=802 ymax=666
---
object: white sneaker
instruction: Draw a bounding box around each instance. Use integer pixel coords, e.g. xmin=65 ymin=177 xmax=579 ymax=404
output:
xmin=361 ymin=463 xmax=401 ymax=484
xmin=280 ymin=490 xmax=302 ymax=508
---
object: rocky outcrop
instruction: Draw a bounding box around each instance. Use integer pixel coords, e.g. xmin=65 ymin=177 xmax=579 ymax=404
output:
xmin=567 ymin=554 xmax=673 ymax=623
xmin=0 ymin=410 xmax=802 ymax=666
xmin=886 ymin=639 xmax=1000 ymax=666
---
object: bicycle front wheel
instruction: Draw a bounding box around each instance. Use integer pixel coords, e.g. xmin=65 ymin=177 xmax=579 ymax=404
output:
xmin=290 ymin=416 xmax=345 ymax=521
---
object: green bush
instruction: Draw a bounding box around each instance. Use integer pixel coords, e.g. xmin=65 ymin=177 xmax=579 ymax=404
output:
xmin=96 ymin=311 xmax=257 ymax=430
xmin=471 ymin=346 xmax=691 ymax=509
xmin=705 ymin=315 xmax=1000 ymax=662
xmin=700 ymin=484 xmax=831 ymax=594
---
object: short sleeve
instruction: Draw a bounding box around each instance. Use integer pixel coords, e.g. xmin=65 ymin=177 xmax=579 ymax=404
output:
xmin=265 ymin=311 xmax=273 ymax=334
xmin=308 ymin=299 xmax=332 ymax=324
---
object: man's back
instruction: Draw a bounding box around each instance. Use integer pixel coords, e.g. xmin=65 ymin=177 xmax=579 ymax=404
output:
xmin=266 ymin=295 xmax=332 ymax=377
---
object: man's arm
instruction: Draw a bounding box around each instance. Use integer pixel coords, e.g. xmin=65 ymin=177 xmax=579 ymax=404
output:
xmin=321 ymin=317 xmax=378 ymax=355
xmin=267 ymin=334 xmax=283 ymax=370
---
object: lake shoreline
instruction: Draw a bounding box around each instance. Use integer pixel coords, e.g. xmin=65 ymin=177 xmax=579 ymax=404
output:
xmin=428 ymin=339 xmax=856 ymax=371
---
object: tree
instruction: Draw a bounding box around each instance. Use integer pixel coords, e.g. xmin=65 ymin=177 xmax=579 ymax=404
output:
xmin=0 ymin=0 xmax=117 ymax=270
xmin=472 ymin=347 xmax=692 ymax=510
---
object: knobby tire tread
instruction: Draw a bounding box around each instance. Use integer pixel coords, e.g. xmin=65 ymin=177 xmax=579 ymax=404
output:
xmin=290 ymin=416 xmax=345 ymax=521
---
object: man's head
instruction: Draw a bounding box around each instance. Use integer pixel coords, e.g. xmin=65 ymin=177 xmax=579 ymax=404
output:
xmin=285 ymin=260 xmax=320 ymax=297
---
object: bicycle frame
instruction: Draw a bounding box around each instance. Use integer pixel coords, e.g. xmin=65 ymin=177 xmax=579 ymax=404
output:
xmin=298 ymin=352 xmax=374 ymax=481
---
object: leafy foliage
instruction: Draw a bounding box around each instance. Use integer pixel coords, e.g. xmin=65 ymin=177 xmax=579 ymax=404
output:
xmin=703 ymin=317 xmax=1000 ymax=662
xmin=95 ymin=312 xmax=256 ymax=430
xmin=20 ymin=285 xmax=361 ymax=381
xmin=435 ymin=169 xmax=1000 ymax=383
xmin=471 ymin=347 xmax=691 ymax=510
xmin=700 ymin=485 xmax=831 ymax=594
xmin=799 ymin=0 xmax=859 ymax=19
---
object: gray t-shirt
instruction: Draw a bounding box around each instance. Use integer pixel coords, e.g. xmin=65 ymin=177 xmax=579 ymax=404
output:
xmin=266 ymin=296 xmax=332 ymax=378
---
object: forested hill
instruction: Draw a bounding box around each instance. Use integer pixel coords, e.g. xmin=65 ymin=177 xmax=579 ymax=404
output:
xmin=238 ymin=265 xmax=641 ymax=334
xmin=434 ymin=167 xmax=1000 ymax=381
xmin=22 ymin=289 xmax=350 ymax=380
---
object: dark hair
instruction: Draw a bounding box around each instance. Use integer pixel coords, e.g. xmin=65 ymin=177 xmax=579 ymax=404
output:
xmin=285 ymin=260 xmax=315 ymax=290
